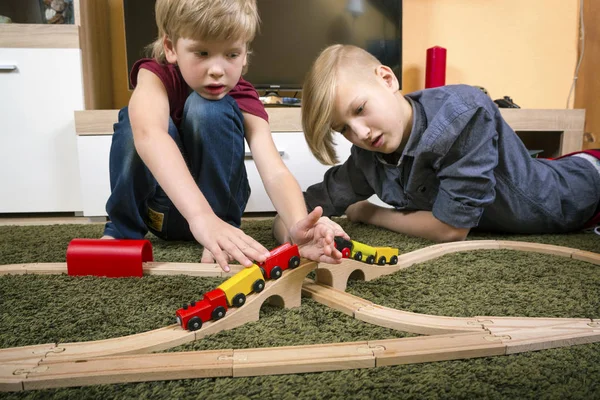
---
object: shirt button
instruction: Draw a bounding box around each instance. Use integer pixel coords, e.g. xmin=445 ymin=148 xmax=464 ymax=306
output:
xmin=418 ymin=185 xmax=427 ymax=193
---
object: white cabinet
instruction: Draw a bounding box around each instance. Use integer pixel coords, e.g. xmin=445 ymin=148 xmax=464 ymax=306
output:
xmin=0 ymin=1 xmax=112 ymax=214
xmin=0 ymin=47 xmax=83 ymax=212
xmin=76 ymin=135 xmax=112 ymax=216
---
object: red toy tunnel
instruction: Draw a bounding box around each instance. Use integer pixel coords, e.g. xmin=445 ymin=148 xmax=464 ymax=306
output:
xmin=66 ymin=239 xmax=153 ymax=278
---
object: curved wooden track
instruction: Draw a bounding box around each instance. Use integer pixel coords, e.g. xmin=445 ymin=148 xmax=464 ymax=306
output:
xmin=0 ymin=240 xmax=598 ymax=391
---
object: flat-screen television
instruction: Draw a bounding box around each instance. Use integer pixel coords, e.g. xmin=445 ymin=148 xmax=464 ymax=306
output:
xmin=124 ymin=0 xmax=402 ymax=91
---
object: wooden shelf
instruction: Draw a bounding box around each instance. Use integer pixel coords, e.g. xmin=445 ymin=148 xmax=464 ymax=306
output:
xmin=75 ymin=108 xmax=308 ymax=136
xmin=75 ymin=107 xmax=584 ymax=158
xmin=0 ymin=24 xmax=79 ymax=48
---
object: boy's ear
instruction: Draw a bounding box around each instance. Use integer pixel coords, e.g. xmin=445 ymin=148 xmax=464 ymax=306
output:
xmin=163 ymin=36 xmax=177 ymax=64
xmin=376 ymin=65 xmax=399 ymax=91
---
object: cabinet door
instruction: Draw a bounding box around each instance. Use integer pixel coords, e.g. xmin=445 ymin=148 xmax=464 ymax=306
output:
xmin=0 ymin=48 xmax=84 ymax=212
xmin=76 ymin=135 xmax=112 ymax=217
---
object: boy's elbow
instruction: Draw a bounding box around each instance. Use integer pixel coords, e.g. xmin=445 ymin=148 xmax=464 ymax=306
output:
xmin=434 ymin=227 xmax=470 ymax=243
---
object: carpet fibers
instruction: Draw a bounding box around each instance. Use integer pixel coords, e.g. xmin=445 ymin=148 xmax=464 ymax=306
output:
xmin=0 ymin=220 xmax=599 ymax=399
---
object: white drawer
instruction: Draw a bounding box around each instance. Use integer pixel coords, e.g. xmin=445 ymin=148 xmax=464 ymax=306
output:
xmin=0 ymin=48 xmax=84 ymax=212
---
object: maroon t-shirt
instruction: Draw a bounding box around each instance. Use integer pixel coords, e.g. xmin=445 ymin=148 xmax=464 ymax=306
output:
xmin=130 ymin=58 xmax=268 ymax=127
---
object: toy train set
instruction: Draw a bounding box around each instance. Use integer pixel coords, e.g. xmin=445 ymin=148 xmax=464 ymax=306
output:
xmin=5 ymin=239 xmax=600 ymax=391
xmin=176 ymin=239 xmax=399 ymax=331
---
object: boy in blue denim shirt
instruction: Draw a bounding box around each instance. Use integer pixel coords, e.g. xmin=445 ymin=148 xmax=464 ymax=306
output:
xmin=274 ymin=44 xmax=600 ymax=243
xmin=104 ymin=0 xmax=346 ymax=272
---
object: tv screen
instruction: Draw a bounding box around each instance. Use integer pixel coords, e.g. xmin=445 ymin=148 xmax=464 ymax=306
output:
xmin=124 ymin=0 xmax=402 ymax=91
xmin=246 ymin=0 xmax=402 ymax=90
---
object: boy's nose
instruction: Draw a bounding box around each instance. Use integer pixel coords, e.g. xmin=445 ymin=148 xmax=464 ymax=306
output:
xmin=209 ymin=64 xmax=225 ymax=77
xmin=356 ymin=126 xmax=371 ymax=141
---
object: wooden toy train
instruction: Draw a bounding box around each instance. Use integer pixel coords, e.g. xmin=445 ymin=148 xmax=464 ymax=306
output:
xmin=333 ymin=237 xmax=399 ymax=265
xmin=176 ymin=242 xmax=301 ymax=331
xmin=176 ymin=238 xmax=399 ymax=331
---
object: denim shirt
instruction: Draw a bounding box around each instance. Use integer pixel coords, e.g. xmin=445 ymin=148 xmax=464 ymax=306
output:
xmin=304 ymin=84 xmax=600 ymax=233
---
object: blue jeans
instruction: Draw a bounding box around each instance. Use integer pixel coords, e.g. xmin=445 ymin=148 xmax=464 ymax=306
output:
xmin=103 ymin=93 xmax=250 ymax=240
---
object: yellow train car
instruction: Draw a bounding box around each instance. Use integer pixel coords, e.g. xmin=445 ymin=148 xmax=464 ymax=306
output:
xmin=374 ymin=247 xmax=399 ymax=265
xmin=350 ymin=240 xmax=377 ymax=264
xmin=217 ymin=264 xmax=265 ymax=307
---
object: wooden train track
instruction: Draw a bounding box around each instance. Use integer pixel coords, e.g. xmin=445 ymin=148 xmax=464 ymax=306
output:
xmin=1 ymin=240 xmax=599 ymax=391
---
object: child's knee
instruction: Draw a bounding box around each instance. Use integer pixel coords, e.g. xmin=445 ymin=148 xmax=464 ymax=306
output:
xmin=182 ymin=93 xmax=243 ymax=137
xmin=112 ymin=107 xmax=136 ymax=148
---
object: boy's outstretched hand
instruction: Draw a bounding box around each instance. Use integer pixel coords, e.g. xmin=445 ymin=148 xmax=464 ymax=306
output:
xmin=189 ymin=214 xmax=270 ymax=272
xmin=289 ymin=206 xmax=350 ymax=264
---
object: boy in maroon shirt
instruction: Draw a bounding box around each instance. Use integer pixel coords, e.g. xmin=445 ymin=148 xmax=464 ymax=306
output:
xmin=103 ymin=0 xmax=347 ymax=271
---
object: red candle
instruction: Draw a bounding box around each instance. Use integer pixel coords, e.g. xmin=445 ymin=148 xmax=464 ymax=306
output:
xmin=425 ymin=46 xmax=447 ymax=88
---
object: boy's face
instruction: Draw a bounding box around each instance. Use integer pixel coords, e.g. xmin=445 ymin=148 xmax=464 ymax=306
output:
xmin=165 ymin=37 xmax=248 ymax=100
xmin=331 ymin=65 xmax=412 ymax=154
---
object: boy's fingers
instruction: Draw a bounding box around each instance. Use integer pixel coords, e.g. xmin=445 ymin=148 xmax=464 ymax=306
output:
xmin=226 ymin=245 xmax=254 ymax=268
xmin=200 ymin=248 xmax=214 ymax=264
xmin=220 ymin=237 xmax=262 ymax=267
xmin=202 ymin=248 xmax=236 ymax=263
xmin=209 ymin=246 xmax=230 ymax=272
xmin=297 ymin=207 xmax=323 ymax=232
xmin=323 ymin=244 xmax=342 ymax=259
xmin=238 ymin=235 xmax=270 ymax=261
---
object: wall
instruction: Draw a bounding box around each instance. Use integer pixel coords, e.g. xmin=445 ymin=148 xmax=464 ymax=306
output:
xmin=402 ymin=0 xmax=579 ymax=108
xmin=574 ymin=0 xmax=599 ymax=149
xmin=108 ymin=0 xmax=580 ymax=110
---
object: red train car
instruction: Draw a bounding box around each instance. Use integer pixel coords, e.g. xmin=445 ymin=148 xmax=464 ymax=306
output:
xmin=258 ymin=242 xmax=301 ymax=280
xmin=176 ymin=288 xmax=228 ymax=331
xmin=334 ymin=236 xmax=353 ymax=258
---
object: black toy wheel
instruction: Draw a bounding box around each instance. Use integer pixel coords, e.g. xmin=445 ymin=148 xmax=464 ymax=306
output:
xmin=187 ymin=316 xmax=202 ymax=331
xmin=366 ymin=255 xmax=375 ymax=264
xmin=271 ymin=266 xmax=283 ymax=279
xmin=378 ymin=256 xmax=386 ymax=265
xmin=390 ymin=255 xmax=398 ymax=265
xmin=288 ymin=256 xmax=300 ymax=269
xmin=233 ymin=293 xmax=246 ymax=307
xmin=211 ymin=306 xmax=226 ymax=320
xmin=354 ymin=252 xmax=363 ymax=261
xmin=253 ymin=279 xmax=265 ymax=293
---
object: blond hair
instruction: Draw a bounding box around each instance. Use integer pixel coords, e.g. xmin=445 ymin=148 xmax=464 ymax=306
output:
xmin=149 ymin=0 xmax=260 ymax=64
xmin=302 ymin=45 xmax=381 ymax=165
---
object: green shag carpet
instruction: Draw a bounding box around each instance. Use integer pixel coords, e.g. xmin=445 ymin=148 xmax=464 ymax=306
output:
xmin=1 ymin=220 xmax=599 ymax=400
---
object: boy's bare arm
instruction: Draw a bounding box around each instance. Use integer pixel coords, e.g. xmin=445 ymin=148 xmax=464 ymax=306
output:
xmin=346 ymin=200 xmax=470 ymax=242
xmin=244 ymin=114 xmax=306 ymax=231
xmin=129 ymin=70 xmax=205 ymax=222
xmin=244 ymin=113 xmax=345 ymax=262
xmin=128 ymin=70 xmax=269 ymax=270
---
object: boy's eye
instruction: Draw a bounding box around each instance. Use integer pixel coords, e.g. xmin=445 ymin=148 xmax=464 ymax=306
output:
xmin=228 ymin=53 xmax=240 ymax=58
xmin=195 ymin=51 xmax=208 ymax=57
xmin=356 ymin=104 xmax=364 ymax=114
